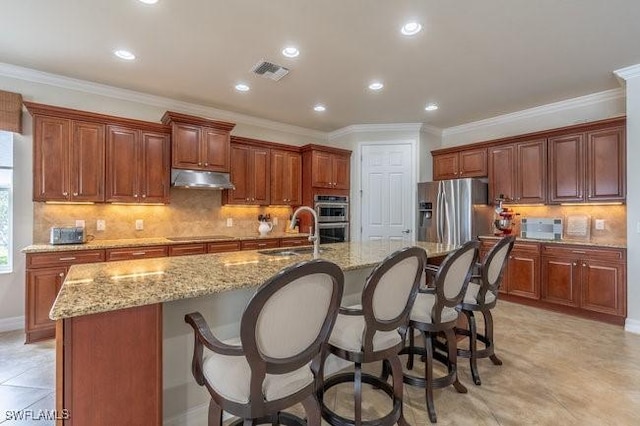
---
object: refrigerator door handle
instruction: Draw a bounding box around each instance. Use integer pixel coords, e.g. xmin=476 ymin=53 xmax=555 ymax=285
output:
xmin=436 ymin=185 xmax=444 ymax=243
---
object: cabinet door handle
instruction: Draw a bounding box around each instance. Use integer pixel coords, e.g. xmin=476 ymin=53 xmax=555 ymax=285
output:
xmin=198 ymin=162 xmax=202 ymax=166
xmin=204 ymin=163 xmax=209 ymax=166
xmin=572 ymin=262 xmax=577 ymax=266
xmin=134 ymin=194 xmax=138 ymax=198
xmin=62 ymin=191 xmax=68 ymax=196
xmin=59 ymin=272 xmax=65 ymax=277
xmin=142 ymin=194 xmax=146 ymax=198
xmin=582 ymin=263 xmax=587 ymax=267
xmin=73 ymin=192 xmax=78 ymax=196
xmin=59 ymin=257 xmax=76 ymax=261
xmin=246 ymin=198 xmax=250 ymax=201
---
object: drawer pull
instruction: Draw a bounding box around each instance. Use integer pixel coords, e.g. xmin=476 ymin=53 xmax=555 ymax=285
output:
xmin=257 ymin=243 xmax=267 ymax=247
xmin=572 ymin=250 xmax=586 ymax=254
xmin=131 ymin=252 xmax=147 ymax=256
xmin=59 ymin=256 xmax=77 ymax=261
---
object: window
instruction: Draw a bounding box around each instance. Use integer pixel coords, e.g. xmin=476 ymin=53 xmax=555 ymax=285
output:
xmin=0 ymin=131 xmax=12 ymax=273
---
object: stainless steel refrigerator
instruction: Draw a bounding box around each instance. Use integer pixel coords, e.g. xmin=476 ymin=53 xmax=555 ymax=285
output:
xmin=417 ymin=179 xmax=493 ymax=245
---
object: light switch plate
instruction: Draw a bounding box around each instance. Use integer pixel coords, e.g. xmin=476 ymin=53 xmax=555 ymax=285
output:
xmin=135 ymin=219 xmax=144 ymax=230
xmin=96 ymin=220 xmax=106 ymax=231
xmin=595 ymin=219 xmax=605 ymax=230
xmin=226 ymin=218 xmax=233 ymax=227
xmin=273 ymin=217 xmax=278 ymax=226
xmin=75 ymin=220 xmax=85 ymax=228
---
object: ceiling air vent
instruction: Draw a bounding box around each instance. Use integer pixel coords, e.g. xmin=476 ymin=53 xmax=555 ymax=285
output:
xmin=251 ymin=60 xmax=290 ymax=81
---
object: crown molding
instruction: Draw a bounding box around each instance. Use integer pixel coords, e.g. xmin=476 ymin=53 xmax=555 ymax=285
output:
xmin=614 ymin=64 xmax=640 ymax=81
xmin=442 ymin=88 xmax=625 ymax=137
xmin=328 ymin=122 xmax=425 ymax=140
xmin=420 ymin=124 xmax=442 ymax=136
xmin=0 ymin=62 xmax=327 ymax=140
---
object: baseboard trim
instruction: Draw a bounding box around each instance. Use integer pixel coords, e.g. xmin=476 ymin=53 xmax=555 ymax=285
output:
xmin=164 ymin=403 xmax=234 ymax=426
xmin=624 ymin=318 xmax=640 ymax=334
xmin=0 ymin=315 xmax=24 ymax=333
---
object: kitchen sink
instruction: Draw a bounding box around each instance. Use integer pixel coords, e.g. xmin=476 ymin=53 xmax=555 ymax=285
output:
xmin=258 ymin=246 xmax=332 ymax=256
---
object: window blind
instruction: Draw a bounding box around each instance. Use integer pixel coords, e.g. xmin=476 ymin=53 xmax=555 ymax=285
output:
xmin=0 ymin=90 xmax=22 ymax=134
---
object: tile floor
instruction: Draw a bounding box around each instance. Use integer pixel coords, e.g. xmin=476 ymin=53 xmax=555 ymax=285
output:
xmin=1 ymin=301 xmax=640 ymax=425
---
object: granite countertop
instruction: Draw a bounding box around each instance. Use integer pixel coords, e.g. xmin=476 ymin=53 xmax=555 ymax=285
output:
xmin=49 ymin=240 xmax=456 ymax=320
xmin=478 ymin=235 xmax=626 ymax=249
xmin=22 ymin=232 xmax=311 ymax=253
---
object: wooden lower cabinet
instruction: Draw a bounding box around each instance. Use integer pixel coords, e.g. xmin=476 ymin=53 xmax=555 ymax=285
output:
xmin=541 ymin=245 xmax=626 ymax=317
xmin=168 ymin=243 xmax=207 ymax=257
xmin=480 ymin=238 xmax=626 ymax=324
xmin=207 ymin=241 xmax=242 ymax=253
xmin=241 ymin=239 xmax=280 ymax=250
xmin=58 ymin=304 xmax=162 ymax=425
xmin=280 ymin=237 xmax=312 ymax=247
xmin=25 ymin=250 xmax=106 ymax=343
xmin=105 ymin=246 xmax=169 ymax=261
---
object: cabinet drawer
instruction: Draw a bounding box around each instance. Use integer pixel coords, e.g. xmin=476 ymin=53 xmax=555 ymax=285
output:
xmin=168 ymin=244 xmax=207 ymax=257
xmin=27 ymin=250 xmax=105 ymax=269
xmin=512 ymin=242 xmax=540 ymax=255
xmin=207 ymin=241 xmax=241 ymax=253
xmin=241 ymin=239 xmax=280 ymax=250
xmin=106 ymin=246 xmax=168 ymax=261
xmin=280 ymin=237 xmax=311 ymax=247
xmin=540 ymin=244 xmax=625 ymax=262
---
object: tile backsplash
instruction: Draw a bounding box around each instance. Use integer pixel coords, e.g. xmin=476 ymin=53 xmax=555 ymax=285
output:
xmin=33 ymin=189 xmax=296 ymax=243
xmin=502 ymin=204 xmax=626 ymax=244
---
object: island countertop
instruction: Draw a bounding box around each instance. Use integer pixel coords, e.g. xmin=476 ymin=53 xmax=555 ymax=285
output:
xmin=50 ymin=240 xmax=456 ymax=321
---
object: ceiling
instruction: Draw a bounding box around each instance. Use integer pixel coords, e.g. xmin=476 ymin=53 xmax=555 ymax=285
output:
xmin=2 ymin=0 xmax=640 ymax=132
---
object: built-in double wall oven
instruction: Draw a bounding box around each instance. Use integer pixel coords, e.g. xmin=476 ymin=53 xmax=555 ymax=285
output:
xmin=314 ymin=195 xmax=349 ymax=243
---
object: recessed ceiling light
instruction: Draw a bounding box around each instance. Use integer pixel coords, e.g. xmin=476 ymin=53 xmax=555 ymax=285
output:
xmin=138 ymin=0 xmax=159 ymax=4
xmin=368 ymin=82 xmax=384 ymax=91
xmin=235 ymin=83 xmax=250 ymax=92
xmin=425 ymin=103 xmax=439 ymax=111
xmin=401 ymin=22 xmax=422 ymax=36
xmin=282 ymin=47 xmax=300 ymax=58
xmin=114 ymin=49 xmax=136 ymax=60
xmin=313 ymin=104 xmax=326 ymax=112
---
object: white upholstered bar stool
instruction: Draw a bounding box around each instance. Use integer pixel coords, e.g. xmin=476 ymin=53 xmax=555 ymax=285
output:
xmin=318 ymin=246 xmax=427 ymax=426
xmin=457 ymin=235 xmax=514 ymax=385
xmin=400 ymin=240 xmax=479 ymax=423
xmin=185 ymin=259 xmax=344 ymax=426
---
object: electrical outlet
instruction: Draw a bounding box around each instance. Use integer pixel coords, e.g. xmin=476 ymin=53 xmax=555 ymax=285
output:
xmin=75 ymin=219 xmax=85 ymax=228
xmin=273 ymin=217 xmax=278 ymax=226
xmin=96 ymin=220 xmax=106 ymax=231
xmin=595 ymin=219 xmax=605 ymax=230
xmin=135 ymin=219 xmax=144 ymax=230
xmin=226 ymin=218 xmax=233 ymax=227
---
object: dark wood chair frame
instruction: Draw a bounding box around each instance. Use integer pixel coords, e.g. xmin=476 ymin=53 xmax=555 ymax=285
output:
xmin=457 ymin=236 xmax=515 ymax=385
xmin=400 ymin=240 xmax=479 ymax=424
xmin=185 ymin=259 xmax=345 ymax=426
xmin=317 ymin=246 xmax=427 ymax=426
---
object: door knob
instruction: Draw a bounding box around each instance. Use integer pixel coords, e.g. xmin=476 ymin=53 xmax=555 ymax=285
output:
xmin=402 ymin=229 xmax=411 ymax=234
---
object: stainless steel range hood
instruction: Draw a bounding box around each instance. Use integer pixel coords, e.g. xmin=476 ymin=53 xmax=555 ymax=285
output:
xmin=170 ymin=169 xmax=235 ymax=190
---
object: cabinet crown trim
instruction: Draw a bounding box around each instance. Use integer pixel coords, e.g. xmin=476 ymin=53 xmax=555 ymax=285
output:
xmin=300 ymin=144 xmax=352 ymax=155
xmin=161 ymin=111 xmax=235 ymax=132
xmin=24 ymin=101 xmax=170 ymax=133
xmin=231 ymin=136 xmax=301 ymax=152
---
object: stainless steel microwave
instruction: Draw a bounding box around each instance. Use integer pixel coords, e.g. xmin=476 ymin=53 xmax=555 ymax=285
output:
xmin=50 ymin=226 xmax=86 ymax=245
xmin=314 ymin=195 xmax=349 ymax=223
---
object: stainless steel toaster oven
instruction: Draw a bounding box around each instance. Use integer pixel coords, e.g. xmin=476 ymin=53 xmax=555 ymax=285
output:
xmin=50 ymin=226 xmax=86 ymax=245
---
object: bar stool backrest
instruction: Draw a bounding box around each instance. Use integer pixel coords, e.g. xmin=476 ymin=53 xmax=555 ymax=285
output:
xmin=478 ymin=236 xmax=515 ymax=304
xmin=361 ymin=246 xmax=427 ymax=353
xmin=240 ymin=260 xmax=344 ymax=377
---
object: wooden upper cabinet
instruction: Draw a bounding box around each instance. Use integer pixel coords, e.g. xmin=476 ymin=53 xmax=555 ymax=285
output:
xmin=271 ymin=149 xmax=302 ymax=205
xmin=488 ymin=140 xmax=546 ymax=204
xmin=304 ymin=147 xmax=351 ymax=190
xmin=106 ymin=125 xmax=170 ymax=204
xmin=225 ymin=143 xmax=270 ymax=205
xmin=548 ymin=133 xmax=584 ymax=203
xmin=549 ymin=125 xmax=625 ymax=203
xmin=488 ymin=145 xmax=515 ymax=202
xmin=514 ymin=139 xmax=546 ymax=204
xmin=32 ymin=115 xmax=104 ymax=202
xmin=162 ymin=111 xmax=235 ymax=172
xmin=433 ymin=149 xmax=486 ymax=181
xmin=586 ymin=127 xmax=625 ymax=202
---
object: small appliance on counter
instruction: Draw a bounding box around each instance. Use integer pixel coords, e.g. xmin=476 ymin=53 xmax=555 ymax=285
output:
xmin=493 ymin=200 xmax=519 ymax=237
xmin=520 ymin=217 xmax=563 ymax=240
xmin=258 ymin=214 xmax=273 ymax=237
xmin=50 ymin=226 xmax=86 ymax=245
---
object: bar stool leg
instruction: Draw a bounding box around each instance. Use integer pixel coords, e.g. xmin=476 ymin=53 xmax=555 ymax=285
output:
xmin=422 ymin=331 xmax=437 ymax=423
xmin=208 ymin=399 xmax=222 ymax=426
xmin=388 ymin=355 xmax=408 ymax=426
xmin=466 ymin=310 xmax=481 ymax=385
xmin=406 ymin=327 xmax=415 ymax=370
xmin=444 ymin=328 xmax=467 ymax=394
xmin=301 ymin=394 xmax=321 ymax=426
xmin=354 ymin=362 xmax=362 ymax=425
xmin=484 ymin=310 xmax=502 ymax=365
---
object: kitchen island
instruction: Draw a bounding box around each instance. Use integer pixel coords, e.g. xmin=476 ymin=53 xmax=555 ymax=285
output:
xmin=51 ymin=240 xmax=455 ymax=425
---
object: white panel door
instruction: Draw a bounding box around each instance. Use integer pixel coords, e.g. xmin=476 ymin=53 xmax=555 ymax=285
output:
xmin=361 ymin=144 xmax=413 ymax=242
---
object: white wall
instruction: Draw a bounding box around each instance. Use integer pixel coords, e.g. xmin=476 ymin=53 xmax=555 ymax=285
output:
xmin=621 ymin=71 xmax=640 ymax=332
xmin=0 ymin=73 xmax=322 ymax=327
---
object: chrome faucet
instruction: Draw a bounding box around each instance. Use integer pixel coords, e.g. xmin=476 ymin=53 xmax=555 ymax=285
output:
xmin=290 ymin=206 xmax=320 ymax=259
